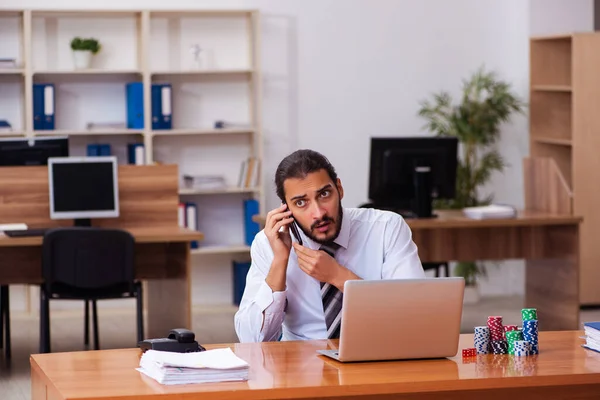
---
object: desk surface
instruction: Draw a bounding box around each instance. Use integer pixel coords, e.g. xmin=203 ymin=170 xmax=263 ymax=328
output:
xmin=30 ymin=331 xmax=600 ymax=400
xmin=0 ymin=226 xmax=203 ymax=247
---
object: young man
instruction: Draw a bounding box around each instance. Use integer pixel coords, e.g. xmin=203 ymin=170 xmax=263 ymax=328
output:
xmin=234 ymin=149 xmax=425 ymax=342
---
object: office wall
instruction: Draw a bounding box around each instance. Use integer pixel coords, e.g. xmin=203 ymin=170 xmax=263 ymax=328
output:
xmin=2 ymin=0 xmax=590 ymax=311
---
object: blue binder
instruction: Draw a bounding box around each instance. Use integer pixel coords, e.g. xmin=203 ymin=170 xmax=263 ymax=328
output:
xmin=126 ymin=82 xmax=144 ymax=129
xmin=33 ymin=83 xmax=55 ymax=130
xmin=151 ymin=83 xmax=172 ymax=130
xmin=87 ymin=144 xmax=100 ymax=156
xmin=232 ymin=261 xmax=251 ymax=305
xmin=127 ymin=143 xmax=145 ymax=165
xmin=99 ymin=144 xmax=111 ymax=156
xmin=243 ymin=199 xmax=260 ymax=246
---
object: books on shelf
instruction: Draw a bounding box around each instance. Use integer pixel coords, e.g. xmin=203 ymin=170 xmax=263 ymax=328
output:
xmin=238 ymin=156 xmax=260 ymax=188
xmin=137 ymin=348 xmax=249 ymax=385
xmin=583 ymin=322 xmax=600 ymax=353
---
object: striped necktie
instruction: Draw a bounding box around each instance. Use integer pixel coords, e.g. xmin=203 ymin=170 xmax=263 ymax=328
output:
xmin=319 ymin=243 xmax=342 ymax=339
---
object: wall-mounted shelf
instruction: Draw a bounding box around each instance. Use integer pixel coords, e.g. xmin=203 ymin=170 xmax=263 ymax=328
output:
xmin=191 ymin=245 xmax=251 ymax=256
xmin=179 ymin=186 xmax=259 ymax=195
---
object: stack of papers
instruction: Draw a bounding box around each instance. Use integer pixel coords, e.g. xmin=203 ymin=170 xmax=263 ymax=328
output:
xmin=462 ymin=204 xmax=517 ymax=220
xmin=182 ymin=174 xmax=227 ymax=190
xmin=583 ymin=322 xmax=600 ymax=353
xmin=137 ymin=348 xmax=249 ymax=385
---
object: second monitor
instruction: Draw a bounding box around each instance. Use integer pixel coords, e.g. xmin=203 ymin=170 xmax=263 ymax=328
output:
xmin=368 ymin=137 xmax=458 ymax=218
xmin=48 ymin=156 xmax=119 ymax=227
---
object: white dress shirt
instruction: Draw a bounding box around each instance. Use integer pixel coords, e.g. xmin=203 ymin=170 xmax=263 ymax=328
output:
xmin=234 ymin=207 xmax=425 ymax=343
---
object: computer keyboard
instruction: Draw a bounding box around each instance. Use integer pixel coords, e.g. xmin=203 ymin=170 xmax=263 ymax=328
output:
xmin=3 ymin=228 xmax=49 ymax=237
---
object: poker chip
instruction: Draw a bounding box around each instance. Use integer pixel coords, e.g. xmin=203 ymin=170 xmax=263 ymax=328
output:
xmin=474 ymin=326 xmax=490 ymax=355
xmin=491 ymin=340 xmax=508 ymax=354
xmin=487 ymin=316 xmax=505 ymax=341
xmin=522 ymin=319 xmax=539 ymax=354
xmin=506 ymin=330 xmax=524 ymax=355
xmin=522 ymin=308 xmax=537 ymax=321
xmin=514 ymin=340 xmax=531 ymax=356
xmin=462 ymin=348 xmax=477 ymax=357
xmin=503 ymin=325 xmax=518 ymax=333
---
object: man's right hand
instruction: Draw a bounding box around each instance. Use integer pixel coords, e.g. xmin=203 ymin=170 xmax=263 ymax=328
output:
xmin=264 ymin=203 xmax=294 ymax=261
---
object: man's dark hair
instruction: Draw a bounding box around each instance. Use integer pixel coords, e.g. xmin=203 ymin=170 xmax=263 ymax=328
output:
xmin=275 ymin=149 xmax=338 ymax=202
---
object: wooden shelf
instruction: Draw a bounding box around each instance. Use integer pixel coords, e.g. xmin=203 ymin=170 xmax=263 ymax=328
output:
xmin=33 ymin=69 xmax=142 ymax=76
xmin=0 ymin=131 xmax=25 ymax=137
xmin=150 ymin=10 xmax=255 ymax=17
xmin=532 ymin=85 xmax=572 ymax=92
xmin=530 ymin=33 xmax=573 ymax=41
xmin=151 ymin=128 xmax=254 ymax=136
xmin=33 ymin=129 xmax=144 ymax=136
xmin=191 ymin=245 xmax=251 ymax=255
xmin=31 ymin=10 xmax=142 ymax=18
xmin=179 ymin=186 xmax=259 ymax=195
xmin=533 ymin=137 xmax=572 ymax=146
xmin=0 ymin=69 xmax=24 ymax=75
xmin=151 ymin=69 xmax=253 ymax=77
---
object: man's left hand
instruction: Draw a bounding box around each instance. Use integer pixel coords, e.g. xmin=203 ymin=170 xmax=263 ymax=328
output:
xmin=292 ymin=243 xmax=360 ymax=291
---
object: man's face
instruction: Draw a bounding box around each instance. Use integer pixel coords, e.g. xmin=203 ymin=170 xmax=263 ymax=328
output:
xmin=283 ymin=169 xmax=344 ymax=245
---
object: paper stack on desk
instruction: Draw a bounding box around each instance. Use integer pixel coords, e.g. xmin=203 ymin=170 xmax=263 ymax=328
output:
xmin=582 ymin=322 xmax=600 ymax=353
xmin=137 ymin=348 xmax=249 ymax=385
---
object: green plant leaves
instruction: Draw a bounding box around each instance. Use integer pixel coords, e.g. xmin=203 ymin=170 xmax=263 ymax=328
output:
xmin=70 ymin=37 xmax=101 ymax=54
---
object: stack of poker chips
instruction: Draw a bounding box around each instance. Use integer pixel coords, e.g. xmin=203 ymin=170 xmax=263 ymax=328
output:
xmin=514 ymin=340 xmax=532 ymax=356
xmin=522 ymin=319 xmax=539 ymax=355
xmin=474 ymin=326 xmax=490 ymax=354
xmin=506 ymin=330 xmax=524 ymax=355
xmin=487 ymin=316 xmax=508 ymax=354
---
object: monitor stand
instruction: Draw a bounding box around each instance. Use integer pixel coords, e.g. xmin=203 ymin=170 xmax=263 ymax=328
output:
xmin=74 ymin=218 xmax=92 ymax=227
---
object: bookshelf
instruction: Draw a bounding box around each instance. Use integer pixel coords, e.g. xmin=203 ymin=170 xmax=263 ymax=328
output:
xmin=0 ymin=8 xmax=262 ymax=264
xmin=528 ymin=32 xmax=600 ymax=305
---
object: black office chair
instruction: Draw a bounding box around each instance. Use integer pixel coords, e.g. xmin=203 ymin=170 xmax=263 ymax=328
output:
xmin=39 ymin=227 xmax=144 ymax=353
xmin=423 ymin=262 xmax=450 ymax=277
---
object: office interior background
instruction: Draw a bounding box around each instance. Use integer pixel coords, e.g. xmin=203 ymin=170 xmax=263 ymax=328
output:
xmin=0 ymin=0 xmax=597 ymax=354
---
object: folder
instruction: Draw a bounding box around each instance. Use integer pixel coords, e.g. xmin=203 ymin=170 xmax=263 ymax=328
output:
xmin=185 ymin=202 xmax=198 ymax=249
xmin=232 ymin=261 xmax=251 ymax=305
xmin=126 ymin=82 xmax=144 ymax=129
xmin=151 ymin=83 xmax=172 ymax=130
xmin=86 ymin=144 xmax=100 ymax=156
xmin=99 ymin=144 xmax=111 ymax=156
xmin=127 ymin=143 xmax=145 ymax=165
xmin=243 ymin=199 xmax=260 ymax=246
xmin=33 ymin=83 xmax=55 ymax=130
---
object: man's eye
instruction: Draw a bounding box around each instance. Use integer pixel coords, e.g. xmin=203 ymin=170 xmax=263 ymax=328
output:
xmin=295 ymin=199 xmax=306 ymax=207
xmin=320 ymin=190 xmax=330 ymax=197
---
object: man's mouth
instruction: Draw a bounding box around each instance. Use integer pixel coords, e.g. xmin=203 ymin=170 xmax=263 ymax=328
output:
xmin=314 ymin=222 xmax=330 ymax=233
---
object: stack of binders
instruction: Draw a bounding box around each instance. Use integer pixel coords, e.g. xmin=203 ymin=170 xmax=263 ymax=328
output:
xmin=125 ymin=82 xmax=172 ymax=130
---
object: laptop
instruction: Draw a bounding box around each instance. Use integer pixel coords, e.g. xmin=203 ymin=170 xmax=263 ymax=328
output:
xmin=317 ymin=277 xmax=465 ymax=362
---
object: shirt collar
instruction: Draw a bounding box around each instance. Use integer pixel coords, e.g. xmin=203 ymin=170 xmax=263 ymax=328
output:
xmin=301 ymin=207 xmax=350 ymax=250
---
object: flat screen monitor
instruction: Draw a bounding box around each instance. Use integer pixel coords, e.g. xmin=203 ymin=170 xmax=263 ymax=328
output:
xmin=368 ymin=137 xmax=458 ymax=218
xmin=0 ymin=136 xmax=69 ymax=166
xmin=48 ymin=156 xmax=119 ymax=227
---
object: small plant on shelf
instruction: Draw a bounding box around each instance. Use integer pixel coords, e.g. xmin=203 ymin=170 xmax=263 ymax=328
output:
xmin=70 ymin=37 xmax=101 ymax=69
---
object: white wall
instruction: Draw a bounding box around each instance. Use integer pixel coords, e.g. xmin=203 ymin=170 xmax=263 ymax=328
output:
xmin=1 ymin=0 xmax=593 ymax=311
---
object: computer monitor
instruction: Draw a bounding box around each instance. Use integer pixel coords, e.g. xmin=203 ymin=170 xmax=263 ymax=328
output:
xmin=48 ymin=156 xmax=119 ymax=227
xmin=368 ymin=137 xmax=458 ymax=218
xmin=0 ymin=136 xmax=69 ymax=166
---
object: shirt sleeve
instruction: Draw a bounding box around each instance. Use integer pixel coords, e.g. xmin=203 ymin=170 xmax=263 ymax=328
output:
xmin=381 ymin=215 xmax=426 ymax=279
xmin=234 ymin=231 xmax=287 ymax=342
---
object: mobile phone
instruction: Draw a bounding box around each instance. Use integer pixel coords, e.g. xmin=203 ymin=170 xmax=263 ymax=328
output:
xmin=289 ymin=218 xmax=303 ymax=246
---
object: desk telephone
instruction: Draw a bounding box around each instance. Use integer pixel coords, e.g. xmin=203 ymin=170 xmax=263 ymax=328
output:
xmin=138 ymin=328 xmax=206 ymax=353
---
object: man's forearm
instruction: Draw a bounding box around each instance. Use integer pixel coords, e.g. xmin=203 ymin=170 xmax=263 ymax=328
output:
xmin=333 ymin=267 xmax=361 ymax=292
xmin=265 ymin=256 xmax=288 ymax=292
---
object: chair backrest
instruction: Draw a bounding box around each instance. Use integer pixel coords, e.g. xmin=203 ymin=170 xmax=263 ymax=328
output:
xmin=42 ymin=227 xmax=135 ymax=293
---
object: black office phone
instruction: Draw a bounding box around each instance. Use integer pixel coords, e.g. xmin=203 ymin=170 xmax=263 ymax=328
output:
xmin=138 ymin=328 xmax=206 ymax=353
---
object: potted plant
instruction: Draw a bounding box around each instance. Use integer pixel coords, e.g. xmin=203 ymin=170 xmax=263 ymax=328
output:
xmin=417 ymin=65 xmax=525 ymax=302
xmin=70 ymin=37 xmax=101 ymax=69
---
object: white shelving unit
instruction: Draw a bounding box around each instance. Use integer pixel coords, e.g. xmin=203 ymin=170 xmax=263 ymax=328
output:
xmin=0 ymin=8 xmax=263 ymax=263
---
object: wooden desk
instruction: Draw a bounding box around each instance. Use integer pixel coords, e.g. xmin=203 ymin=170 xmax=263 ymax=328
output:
xmin=0 ymin=165 xmax=203 ymax=339
xmin=254 ymin=210 xmax=581 ymax=331
xmin=30 ymin=331 xmax=600 ymax=400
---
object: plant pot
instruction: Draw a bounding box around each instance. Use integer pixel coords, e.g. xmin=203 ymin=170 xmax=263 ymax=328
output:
xmin=463 ymin=285 xmax=480 ymax=304
xmin=72 ymin=50 xmax=93 ymax=69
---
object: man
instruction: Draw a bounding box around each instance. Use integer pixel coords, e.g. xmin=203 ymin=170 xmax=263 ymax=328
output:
xmin=234 ymin=149 xmax=425 ymax=343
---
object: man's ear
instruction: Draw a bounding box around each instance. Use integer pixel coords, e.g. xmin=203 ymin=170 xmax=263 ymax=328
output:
xmin=336 ymin=178 xmax=344 ymax=200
